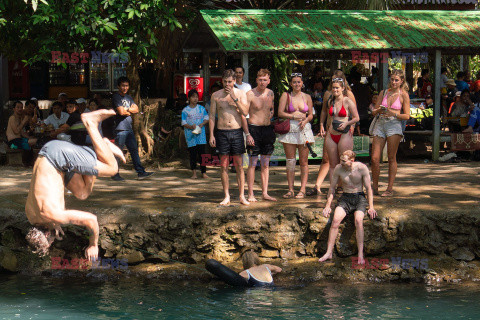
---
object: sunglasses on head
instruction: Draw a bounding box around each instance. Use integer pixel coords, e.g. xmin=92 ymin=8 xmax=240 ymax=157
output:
xmin=291 ymin=73 xmax=302 ymax=78
xmin=332 ymin=78 xmax=344 ymax=82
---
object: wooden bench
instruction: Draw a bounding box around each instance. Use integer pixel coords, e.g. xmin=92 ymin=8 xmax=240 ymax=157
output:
xmin=6 ymin=148 xmax=24 ymax=166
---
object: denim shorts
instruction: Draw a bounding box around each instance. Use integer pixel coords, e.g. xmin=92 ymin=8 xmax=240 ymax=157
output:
xmin=373 ymin=117 xmax=403 ymax=139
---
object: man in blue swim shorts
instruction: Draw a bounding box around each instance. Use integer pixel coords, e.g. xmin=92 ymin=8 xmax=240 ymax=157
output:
xmin=25 ymin=110 xmax=126 ymax=261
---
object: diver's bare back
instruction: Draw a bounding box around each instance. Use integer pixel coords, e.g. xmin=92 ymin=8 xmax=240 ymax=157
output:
xmin=214 ymin=88 xmax=244 ymax=130
xmin=337 ymin=162 xmax=368 ymax=193
xmin=25 ymin=156 xmax=65 ymax=226
xmin=248 ymin=88 xmax=273 ymax=126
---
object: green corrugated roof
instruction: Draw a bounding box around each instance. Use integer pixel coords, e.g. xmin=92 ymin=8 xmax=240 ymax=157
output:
xmin=200 ymin=10 xmax=480 ymax=52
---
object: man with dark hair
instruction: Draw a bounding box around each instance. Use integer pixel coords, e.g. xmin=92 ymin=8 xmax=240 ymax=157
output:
xmin=234 ymin=67 xmax=252 ymax=92
xmin=456 ymin=71 xmax=470 ymax=92
xmin=25 ymin=109 xmax=126 ymax=260
xmin=209 ymin=69 xmax=250 ymax=206
xmin=6 ymin=101 xmax=37 ymax=150
xmin=246 ymin=69 xmax=277 ymax=202
xmin=111 ymin=76 xmax=154 ymax=181
xmin=43 ymin=101 xmax=69 ymax=138
xmin=351 ymin=72 xmax=372 ymax=135
xmin=57 ymin=99 xmax=87 ymax=145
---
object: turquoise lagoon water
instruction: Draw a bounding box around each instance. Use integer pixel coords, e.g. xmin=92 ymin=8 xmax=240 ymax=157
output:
xmin=1 ymin=275 xmax=479 ymax=319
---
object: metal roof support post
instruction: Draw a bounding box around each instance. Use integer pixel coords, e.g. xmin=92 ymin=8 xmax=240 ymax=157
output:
xmin=241 ymin=52 xmax=249 ymax=83
xmin=432 ymin=49 xmax=441 ymax=161
xmin=380 ymin=58 xmax=389 ymax=91
xmin=460 ymin=55 xmax=464 ymax=71
xmin=202 ymin=51 xmax=210 ymax=101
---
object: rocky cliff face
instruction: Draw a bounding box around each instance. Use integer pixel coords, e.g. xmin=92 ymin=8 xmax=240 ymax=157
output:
xmin=1 ymin=205 xmax=480 ymax=282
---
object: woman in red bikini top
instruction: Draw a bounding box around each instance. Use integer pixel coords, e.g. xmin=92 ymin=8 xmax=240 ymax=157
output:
xmin=327 ymin=78 xmax=359 ymax=143
xmin=323 ymin=78 xmax=359 ymax=183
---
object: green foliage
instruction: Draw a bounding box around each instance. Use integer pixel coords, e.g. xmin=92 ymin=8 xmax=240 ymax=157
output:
xmin=0 ymin=0 xmax=185 ymax=65
xmin=469 ymin=55 xmax=480 ymax=78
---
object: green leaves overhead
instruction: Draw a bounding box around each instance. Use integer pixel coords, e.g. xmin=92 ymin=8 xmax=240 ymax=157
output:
xmin=1 ymin=0 xmax=184 ymax=64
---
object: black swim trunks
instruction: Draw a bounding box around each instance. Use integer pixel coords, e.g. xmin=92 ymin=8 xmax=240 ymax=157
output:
xmin=39 ymin=140 xmax=98 ymax=186
xmin=247 ymin=124 xmax=276 ymax=156
xmin=337 ymin=192 xmax=368 ymax=215
xmin=215 ymin=128 xmax=245 ymax=155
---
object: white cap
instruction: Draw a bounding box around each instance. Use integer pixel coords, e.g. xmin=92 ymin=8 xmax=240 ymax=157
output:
xmin=76 ymin=98 xmax=87 ymax=104
xmin=30 ymin=97 xmax=38 ymax=101
xmin=58 ymin=92 xmax=67 ymax=97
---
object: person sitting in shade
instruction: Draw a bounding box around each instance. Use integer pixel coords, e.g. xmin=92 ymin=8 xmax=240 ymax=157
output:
xmin=43 ymin=101 xmax=70 ymax=139
xmin=6 ymin=101 xmax=37 ymax=150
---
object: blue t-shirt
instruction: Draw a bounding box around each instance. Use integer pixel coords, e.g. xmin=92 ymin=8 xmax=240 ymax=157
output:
xmin=467 ymin=104 xmax=480 ymax=132
xmin=181 ymin=105 xmax=209 ymax=148
xmin=113 ymin=92 xmax=135 ymax=131
xmin=455 ymin=80 xmax=470 ymax=92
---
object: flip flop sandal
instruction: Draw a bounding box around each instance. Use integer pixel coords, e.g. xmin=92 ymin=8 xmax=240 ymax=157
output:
xmin=306 ymin=187 xmax=319 ymax=196
xmin=283 ymin=191 xmax=295 ymax=199
xmin=295 ymin=191 xmax=306 ymax=199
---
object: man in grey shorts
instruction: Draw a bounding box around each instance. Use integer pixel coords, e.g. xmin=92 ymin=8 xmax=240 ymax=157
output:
xmin=318 ymin=150 xmax=377 ymax=265
xmin=25 ymin=110 xmax=126 ymax=261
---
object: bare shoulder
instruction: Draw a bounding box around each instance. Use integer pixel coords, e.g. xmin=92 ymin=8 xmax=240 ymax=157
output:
xmin=356 ymin=162 xmax=369 ymax=173
xmin=344 ymin=96 xmax=354 ymax=106
xmin=211 ymin=90 xmax=222 ymax=99
xmin=323 ymin=90 xmax=331 ymax=100
xmin=267 ymin=89 xmax=274 ymax=97
xmin=333 ymin=163 xmax=343 ymax=173
xmin=304 ymin=92 xmax=313 ymax=102
xmin=401 ymin=90 xmax=410 ymax=99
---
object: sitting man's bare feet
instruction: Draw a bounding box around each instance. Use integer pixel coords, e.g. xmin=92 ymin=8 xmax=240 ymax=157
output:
xmin=220 ymin=197 xmax=230 ymax=206
xmin=191 ymin=174 xmax=198 ymax=179
xmin=239 ymin=196 xmax=250 ymax=206
xmin=262 ymin=194 xmax=277 ymax=201
xmin=247 ymin=194 xmax=258 ymax=202
xmin=202 ymin=173 xmax=209 ymax=178
xmin=318 ymin=253 xmax=333 ymax=262
xmin=81 ymin=109 xmax=116 ymax=126
xmin=104 ymin=138 xmax=126 ymax=163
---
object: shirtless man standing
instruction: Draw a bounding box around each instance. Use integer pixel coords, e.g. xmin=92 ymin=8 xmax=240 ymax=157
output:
xmin=246 ymin=69 xmax=277 ymax=202
xmin=25 ymin=109 xmax=126 ymax=261
xmin=318 ymin=150 xmax=377 ymax=265
xmin=209 ymin=69 xmax=250 ymax=206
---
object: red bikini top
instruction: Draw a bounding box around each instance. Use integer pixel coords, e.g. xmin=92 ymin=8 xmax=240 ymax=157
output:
xmin=329 ymin=103 xmax=347 ymax=118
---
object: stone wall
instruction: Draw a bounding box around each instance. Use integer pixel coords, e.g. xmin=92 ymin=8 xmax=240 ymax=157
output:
xmin=1 ymin=205 xmax=480 ymax=274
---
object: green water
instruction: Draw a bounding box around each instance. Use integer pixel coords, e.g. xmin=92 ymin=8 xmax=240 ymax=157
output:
xmin=1 ymin=275 xmax=479 ymax=319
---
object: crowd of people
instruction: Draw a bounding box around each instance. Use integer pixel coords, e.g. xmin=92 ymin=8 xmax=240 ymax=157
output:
xmin=13 ymin=63 xmax=480 ymax=268
xmin=6 ymin=78 xmax=154 ymax=180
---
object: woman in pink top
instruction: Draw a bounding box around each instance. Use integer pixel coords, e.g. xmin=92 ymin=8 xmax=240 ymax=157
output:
xmin=278 ymin=73 xmax=315 ymax=199
xmin=371 ymin=69 xmax=410 ymax=197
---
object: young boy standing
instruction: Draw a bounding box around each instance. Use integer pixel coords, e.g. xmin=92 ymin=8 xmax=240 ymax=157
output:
xmin=182 ymin=89 xmax=209 ymax=179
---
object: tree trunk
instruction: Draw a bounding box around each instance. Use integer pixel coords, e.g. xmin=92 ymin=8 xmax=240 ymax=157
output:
xmin=126 ymin=57 xmax=154 ymax=157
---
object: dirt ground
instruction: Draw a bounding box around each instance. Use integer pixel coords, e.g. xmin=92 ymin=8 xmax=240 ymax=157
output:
xmin=1 ymin=158 xmax=479 ymax=218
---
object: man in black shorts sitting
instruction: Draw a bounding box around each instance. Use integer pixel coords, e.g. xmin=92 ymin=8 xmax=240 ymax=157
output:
xmin=246 ymin=69 xmax=277 ymax=202
xmin=209 ymin=69 xmax=250 ymax=206
xmin=318 ymin=150 xmax=377 ymax=265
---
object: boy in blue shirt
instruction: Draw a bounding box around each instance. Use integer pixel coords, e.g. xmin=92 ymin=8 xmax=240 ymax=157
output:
xmin=182 ymin=89 xmax=209 ymax=179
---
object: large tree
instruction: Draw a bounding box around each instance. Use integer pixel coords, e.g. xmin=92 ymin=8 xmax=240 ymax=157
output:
xmin=0 ymin=0 xmax=192 ymax=154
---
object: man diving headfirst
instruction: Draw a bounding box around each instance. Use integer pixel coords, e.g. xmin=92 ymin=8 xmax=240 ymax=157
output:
xmin=25 ymin=109 xmax=126 ymax=261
